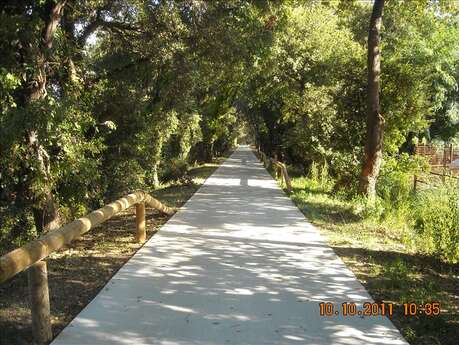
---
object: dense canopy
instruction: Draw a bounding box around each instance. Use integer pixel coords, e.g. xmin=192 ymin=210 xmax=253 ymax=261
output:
xmin=2 ymin=2 xmax=459 ymax=344
xmin=1 ymin=0 xmax=459 ymax=260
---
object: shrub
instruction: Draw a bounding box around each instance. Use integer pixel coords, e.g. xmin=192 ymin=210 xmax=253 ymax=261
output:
xmin=160 ymin=158 xmax=189 ymax=184
xmin=307 ymin=161 xmax=334 ymax=193
xmin=105 ymin=159 xmax=146 ymax=199
xmin=310 ymin=161 xmax=319 ymax=182
xmin=412 ymin=186 xmax=459 ymax=263
xmin=376 ymin=154 xmax=427 ymax=221
xmin=0 ymin=207 xmax=36 ymax=254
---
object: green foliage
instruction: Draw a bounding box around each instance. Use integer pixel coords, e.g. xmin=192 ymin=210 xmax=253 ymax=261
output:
xmin=1 ymin=0 xmax=459 ymax=267
xmin=105 ymin=159 xmax=146 ymax=199
xmin=0 ymin=207 xmax=36 ymax=252
xmin=308 ymin=161 xmax=334 ymax=193
xmin=382 ymin=258 xmax=412 ymax=290
xmin=376 ymin=154 xmax=428 ymax=221
xmin=412 ymin=186 xmax=459 ymax=263
xmin=178 ymin=112 xmax=202 ymax=160
xmin=160 ymin=158 xmax=189 ymax=184
xmin=0 ymin=68 xmax=20 ymax=112
xmin=243 ymin=2 xmax=366 ymax=180
xmin=292 ymin=152 xmax=459 ymax=264
xmin=1 ymin=0 xmax=263 ymax=242
xmin=381 ymin=1 xmax=459 ymax=151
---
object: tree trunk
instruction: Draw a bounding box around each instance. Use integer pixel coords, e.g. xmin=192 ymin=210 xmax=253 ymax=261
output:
xmin=25 ymin=1 xmax=67 ymax=232
xmin=151 ymin=164 xmax=159 ymax=189
xmin=359 ymin=0 xmax=385 ymax=201
xmin=28 ymin=130 xmax=61 ymax=233
xmin=207 ymin=141 xmax=214 ymax=162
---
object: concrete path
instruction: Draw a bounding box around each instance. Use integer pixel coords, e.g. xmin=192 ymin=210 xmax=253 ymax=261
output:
xmin=52 ymin=146 xmax=407 ymax=345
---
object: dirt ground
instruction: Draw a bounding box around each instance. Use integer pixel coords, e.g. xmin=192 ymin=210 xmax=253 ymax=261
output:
xmin=0 ymin=161 xmax=223 ymax=345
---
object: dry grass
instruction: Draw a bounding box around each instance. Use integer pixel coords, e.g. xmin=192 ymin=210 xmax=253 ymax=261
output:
xmin=0 ymin=159 xmax=225 ymax=345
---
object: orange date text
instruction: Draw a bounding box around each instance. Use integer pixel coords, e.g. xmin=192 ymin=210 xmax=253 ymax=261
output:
xmin=319 ymin=302 xmax=394 ymax=318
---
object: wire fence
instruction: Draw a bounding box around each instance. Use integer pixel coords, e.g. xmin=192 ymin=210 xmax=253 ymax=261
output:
xmin=414 ymin=144 xmax=459 ymax=191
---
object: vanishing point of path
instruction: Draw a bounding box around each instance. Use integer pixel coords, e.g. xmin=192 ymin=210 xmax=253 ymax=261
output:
xmin=52 ymin=146 xmax=407 ymax=345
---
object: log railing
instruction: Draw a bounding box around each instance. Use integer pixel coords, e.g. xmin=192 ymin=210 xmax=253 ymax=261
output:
xmin=257 ymin=150 xmax=292 ymax=193
xmin=0 ymin=190 xmax=174 ymax=345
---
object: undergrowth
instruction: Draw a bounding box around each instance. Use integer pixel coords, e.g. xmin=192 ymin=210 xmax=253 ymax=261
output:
xmin=286 ymin=159 xmax=459 ymax=345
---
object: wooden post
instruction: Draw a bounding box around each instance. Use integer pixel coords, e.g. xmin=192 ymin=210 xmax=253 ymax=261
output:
xmin=442 ymin=148 xmax=446 ymax=184
xmin=261 ymin=152 xmax=268 ymax=168
xmin=282 ymin=166 xmax=293 ymax=193
xmin=443 ymin=145 xmax=447 ymax=183
xmin=413 ymin=175 xmax=417 ymax=192
xmin=272 ymin=157 xmax=278 ymax=178
xmin=135 ymin=202 xmax=146 ymax=243
xmin=28 ymin=261 xmax=52 ymax=345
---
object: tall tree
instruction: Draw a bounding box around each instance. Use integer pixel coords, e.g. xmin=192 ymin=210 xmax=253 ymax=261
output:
xmin=359 ymin=0 xmax=385 ymax=200
xmin=25 ymin=1 xmax=67 ymax=232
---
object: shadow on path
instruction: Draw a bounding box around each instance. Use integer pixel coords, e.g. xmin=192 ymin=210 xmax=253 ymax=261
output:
xmin=51 ymin=147 xmax=408 ymax=345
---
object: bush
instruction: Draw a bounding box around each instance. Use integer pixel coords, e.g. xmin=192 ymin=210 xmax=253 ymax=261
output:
xmin=412 ymin=186 xmax=459 ymax=263
xmin=307 ymin=161 xmax=334 ymax=193
xmin=105 ymin=159 xmax=146 ymax=199
xmin=376 ymin=154 xmax=427 ymax=221
xmin=0 ymin=207 xmax=36 ymax=254
xmin=160 ymin=158 xmax=190 ymax=184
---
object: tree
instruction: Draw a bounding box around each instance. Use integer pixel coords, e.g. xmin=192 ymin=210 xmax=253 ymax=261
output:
xmin=242 ymin=2 xmax=366 ymax=175
xmin=2 ymin=0 xmax=459 ymax=247
xmin=359 ymin=0 xmax=385 ymax=200
xmin=17 ymin=1 xmax=67 ymax=233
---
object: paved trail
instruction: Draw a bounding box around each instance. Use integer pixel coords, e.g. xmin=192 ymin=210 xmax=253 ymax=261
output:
xmin=52 ymin=146 xmax=407 ymax=345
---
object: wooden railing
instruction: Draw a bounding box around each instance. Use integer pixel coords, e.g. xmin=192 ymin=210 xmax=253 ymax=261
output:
xmin=257 ymin=150 xmax=292 ymax=193
xmin=0 ymin=190 xmax=174 ymax=345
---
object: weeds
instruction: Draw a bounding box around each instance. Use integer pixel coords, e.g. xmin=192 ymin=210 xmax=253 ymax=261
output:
xmin=412 ymin=186 xmax=459 ymax=263
xmin=287 ymin=160 xmax=459 ymax=345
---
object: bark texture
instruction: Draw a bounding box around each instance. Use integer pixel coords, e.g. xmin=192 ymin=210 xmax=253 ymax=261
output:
xmin=28 ymin=261 xmax=52 ymax=345
xmin=359 ymin=0 xmax=385 ymax=200
xmin=26 ymin=1 xmax=67 ymax=232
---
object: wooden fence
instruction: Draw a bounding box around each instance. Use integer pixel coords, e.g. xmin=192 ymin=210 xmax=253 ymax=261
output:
xmin=415 ymin=144 xmax=459 ymax=174
xmin=414 ymin=144 xmax=459 ymax=191
xmin=413 ymin=171 xmax=459 ymax=191
xmin=257 ymin=149 xmax=292 ymax=193
xmin=0 ymin=191 xmax=174 ymax=345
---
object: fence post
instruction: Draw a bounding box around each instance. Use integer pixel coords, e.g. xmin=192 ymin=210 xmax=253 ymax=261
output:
xmin=28 ymin=261 xmax=52 ymax=345
xmin=135 ymin=202 xmax=146 ymax=243
xmin=413 ymin=175 xmax=417 ymax=192
xmin=443 ymin=145 xmax=447 ymax=183
xmin=282 ymin=164 xmax=293 ymax=193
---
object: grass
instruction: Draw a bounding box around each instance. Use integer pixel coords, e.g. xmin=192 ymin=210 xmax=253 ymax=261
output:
xmin=284 ymin=174 xmax=459 ymax=345
xmin=0 ymin=156 xmax=227 ymax=345
xmin=2 ymin=152 xmax=457 ymax=344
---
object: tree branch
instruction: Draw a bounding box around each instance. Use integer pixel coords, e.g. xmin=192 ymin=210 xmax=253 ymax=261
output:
xmin=78 ymin=16 xmax=140 ymax=47
xmin=43 ymin=0 xmax=67 ymax=49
